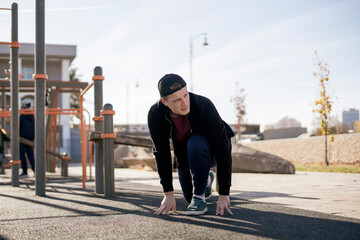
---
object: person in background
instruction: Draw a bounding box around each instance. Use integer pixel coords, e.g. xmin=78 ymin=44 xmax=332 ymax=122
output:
xmin=19 ymin=102 xmax=35 ymax=178
xmin=0 ymin=125 xmax=10 ymax=170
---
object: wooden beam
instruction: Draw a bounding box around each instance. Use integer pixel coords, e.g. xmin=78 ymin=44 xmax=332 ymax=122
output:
xmin=89 ymin=131 xmax=155 ymax=149
xmin=20 ymin=137 xmax=71 ymax=161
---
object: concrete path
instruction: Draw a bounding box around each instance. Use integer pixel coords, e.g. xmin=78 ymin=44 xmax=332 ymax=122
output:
xmin=0 ymin=164 xmax=359 ymax=239
xmin=99 ymin=166 xmax=360 ymax=220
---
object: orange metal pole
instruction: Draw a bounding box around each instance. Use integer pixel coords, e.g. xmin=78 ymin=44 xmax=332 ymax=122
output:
xmin=80 ymin=94 xmax=86 ymax=188
xmin=83 ymin=109 xmax=93 ymax=181
xmin=79 ymin=82 xmax=94 ymax=188
xmin=51 ymin=116 xmax=57 ymax=172
xmin=82 ymin=117 xmax=87 ymax=188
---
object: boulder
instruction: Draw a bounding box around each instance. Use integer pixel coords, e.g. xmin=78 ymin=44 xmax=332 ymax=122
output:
xmin=118 ymin=156 xmax=157 ymax=171
xmin=114 ymin=144 xmax=295 ymax=174
xmin=232 ymin=144 xmax=295 ymax=174
xmin=115 ymin=146 xmax=155 ymax=169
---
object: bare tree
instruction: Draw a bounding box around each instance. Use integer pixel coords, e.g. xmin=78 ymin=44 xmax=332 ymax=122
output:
xmin=230 ymin=82 xmax=246 ymax=136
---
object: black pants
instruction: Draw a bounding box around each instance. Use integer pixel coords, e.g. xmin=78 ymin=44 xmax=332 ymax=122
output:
xmin=20 ymin=142 xmax=35 ymax=174
xmin=177 ymin=136 xmax=216 ymax=203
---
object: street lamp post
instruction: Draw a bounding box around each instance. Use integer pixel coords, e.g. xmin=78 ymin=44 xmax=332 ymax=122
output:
xmin=189 ymin=32 xmax=209 ymax=92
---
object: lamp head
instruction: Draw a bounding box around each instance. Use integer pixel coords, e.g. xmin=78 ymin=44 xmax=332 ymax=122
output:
xmin=203 ymin=34 xmax=209 ymax=47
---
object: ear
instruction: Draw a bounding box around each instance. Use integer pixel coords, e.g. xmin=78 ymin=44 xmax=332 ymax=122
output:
xmin=160 ymin=98 xmax=168 ymax=106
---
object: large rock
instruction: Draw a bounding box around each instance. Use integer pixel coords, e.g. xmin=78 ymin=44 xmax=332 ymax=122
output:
xmin=114 ymin=144 xmax=295 ymax=174
xmin=119 ymin=156 xmax=157 ymax=171
xmin=114 ymin=145 xmax=133 ymax=168
xmin=115 ymin=146 xmax=155 ymax=169
xmin=232 ymin=144 xmax=295 ymax=174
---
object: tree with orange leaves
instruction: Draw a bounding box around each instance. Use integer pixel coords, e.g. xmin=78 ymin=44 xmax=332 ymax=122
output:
xmin=313 ymin=50 xmax=332 ymax=166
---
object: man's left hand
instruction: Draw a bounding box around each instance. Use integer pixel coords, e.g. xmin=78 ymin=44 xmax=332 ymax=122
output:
xmin=216 ymin=195 xmax=233 ymax=216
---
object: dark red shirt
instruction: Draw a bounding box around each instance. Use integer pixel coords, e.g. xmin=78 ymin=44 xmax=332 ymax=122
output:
xmin=171 ymin=115 xmax=191 ymax=145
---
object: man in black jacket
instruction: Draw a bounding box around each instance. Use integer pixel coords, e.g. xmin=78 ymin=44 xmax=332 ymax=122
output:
xmin=148 ymin=74 xmax=234 ymax=216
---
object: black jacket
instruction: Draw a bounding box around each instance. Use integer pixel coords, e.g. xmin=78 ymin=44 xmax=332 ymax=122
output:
xmin=20 ymin=114 xmax=35 ymax=141
xmin=148 ymin=92 xmax=234 ymax=195
xmin=0 ymin=130 xmax=10 ymax=154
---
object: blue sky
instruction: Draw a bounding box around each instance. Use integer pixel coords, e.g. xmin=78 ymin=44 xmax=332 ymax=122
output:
xmin=1 ymin=0 xmax=359 ymax=131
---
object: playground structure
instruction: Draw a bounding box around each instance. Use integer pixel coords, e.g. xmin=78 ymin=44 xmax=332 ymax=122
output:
xmin=1 ymin=1 xmax=157 ymax=197
xmin=0 ymin=2 xmax=93 ymax=193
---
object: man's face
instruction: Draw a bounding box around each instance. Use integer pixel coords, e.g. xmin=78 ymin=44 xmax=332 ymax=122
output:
xmin=160 ymin=86 xmax=190 ymax=117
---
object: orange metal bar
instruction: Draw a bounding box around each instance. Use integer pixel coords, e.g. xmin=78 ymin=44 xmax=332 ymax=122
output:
xmin=51 ymin=118 xmax=57 ymax=172
xmin=80 ymin=82 xmax=94 ymax=97
xmin=101 ymin=133 xmax=116 ymax=139
xmin=0 ymin=8 xmax=11 ymax=10
xmin=93 ymin=116 xmax=103 ymax=121
xmin=92 ymin=75 xmax=104 ymax=81
xmin=79 ymin=82 xmax=94 ymax=188
xmin=45 ymin=124 xmax=52 ymax=169
xmin=101 ymin=110 xmax=115 ymax=115
xmin=10 ymin=41 xmax=20 ymax=48
xmin=33 ymin=74 xmax=48 ymax=79
xmin=88 ymin=127 xmax=93 ymax=181
xmin=81 ymin=117 xmax=87 ymax=188
xmin=80 ymin=93 xmax=86 ymax=188
xmin=83 ymin=108 xmax=93 ymax=181
xmin=51 ymin=88 xmax=59 ymax=172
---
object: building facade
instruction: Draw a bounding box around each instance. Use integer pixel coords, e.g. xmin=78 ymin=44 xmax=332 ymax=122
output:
xmin=342 ymin=108 xmax=359 ymax=130
xmin=0 ymin=42 xmax=77 ymax=156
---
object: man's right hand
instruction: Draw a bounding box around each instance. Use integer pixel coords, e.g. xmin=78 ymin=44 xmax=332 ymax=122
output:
xmin=154 ymin=191 xmax=176 ymax=215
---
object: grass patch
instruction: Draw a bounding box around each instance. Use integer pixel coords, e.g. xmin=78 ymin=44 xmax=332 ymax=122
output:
xmin=294 ymin=163 xmax=360 ymax=173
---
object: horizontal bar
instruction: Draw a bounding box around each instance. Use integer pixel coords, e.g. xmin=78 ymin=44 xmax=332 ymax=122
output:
xmin=20 ymin=137 xmax=72 ymax=161
xmin=0 ymin=80 xmax=89 ymax=89
xmin=80 ymin=81 xmax=94 ymax=97
xmin=89 ymin=131 xmax=159 ymax=149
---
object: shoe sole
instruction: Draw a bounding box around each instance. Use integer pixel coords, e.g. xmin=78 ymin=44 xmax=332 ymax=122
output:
xmin=185 ymin=207 xmax=208 ymax=215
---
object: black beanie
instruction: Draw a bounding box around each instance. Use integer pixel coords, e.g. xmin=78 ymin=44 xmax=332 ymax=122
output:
xmin=158 ymin=74 xmax=187 ymax=97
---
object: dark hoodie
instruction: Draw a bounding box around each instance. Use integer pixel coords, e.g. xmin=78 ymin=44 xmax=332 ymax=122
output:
xmin=148 ymin=92 xmax=234 ymax=196
xmin=20 ymin=114 xmax=35 ymax=141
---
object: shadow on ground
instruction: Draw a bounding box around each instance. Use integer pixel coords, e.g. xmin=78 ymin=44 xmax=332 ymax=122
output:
xmin=0 ymin=175 xmax=359 ymax=239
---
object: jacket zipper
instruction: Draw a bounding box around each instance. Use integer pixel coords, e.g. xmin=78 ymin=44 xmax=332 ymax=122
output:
xmin=165 ymin=115 xmax=175 ymax=152
xmin=185 ymin=115 xmax=193 ymax=135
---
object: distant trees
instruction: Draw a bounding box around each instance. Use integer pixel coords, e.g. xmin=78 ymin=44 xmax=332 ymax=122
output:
xmin=313 ymin=50 xmax=332 ymax=166
xmin=265 ymin=116 xmax=301 ymax=130
xmin=230 ymin=82 xmax=246 ymax=136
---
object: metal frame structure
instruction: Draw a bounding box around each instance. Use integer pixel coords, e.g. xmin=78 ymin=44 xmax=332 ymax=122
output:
xmin=1 ymin=1 xmax=93 ymax=195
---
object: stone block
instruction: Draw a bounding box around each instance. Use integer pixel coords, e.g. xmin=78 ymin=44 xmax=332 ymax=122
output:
xmin=232 ymin=145 xmax=295 ymax=174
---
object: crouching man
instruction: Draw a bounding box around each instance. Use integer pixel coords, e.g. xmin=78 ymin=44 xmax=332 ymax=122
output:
xmin=148 ymin=73 xmax=234 ymax=215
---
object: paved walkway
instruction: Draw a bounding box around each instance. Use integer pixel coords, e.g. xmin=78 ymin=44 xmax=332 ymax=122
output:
xmin=0 ymin=164 xmax=359 ymax=239
xmin=105 ymin=167 xmax=360 ymax=220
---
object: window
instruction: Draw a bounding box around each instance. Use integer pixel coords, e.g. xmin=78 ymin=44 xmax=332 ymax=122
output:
xmin=21 ymin=68 xmax=33 ymax=80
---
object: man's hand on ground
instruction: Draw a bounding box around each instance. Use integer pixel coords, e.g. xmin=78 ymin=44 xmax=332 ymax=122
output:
xmin=216 ymin=195 xmax=233 ymax=216
xmin=154 ymin=191 xmax=176 ymax=215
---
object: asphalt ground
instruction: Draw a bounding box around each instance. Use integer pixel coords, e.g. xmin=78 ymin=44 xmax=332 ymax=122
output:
xmin=0 ymin=165 xmax=360 ymax=240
